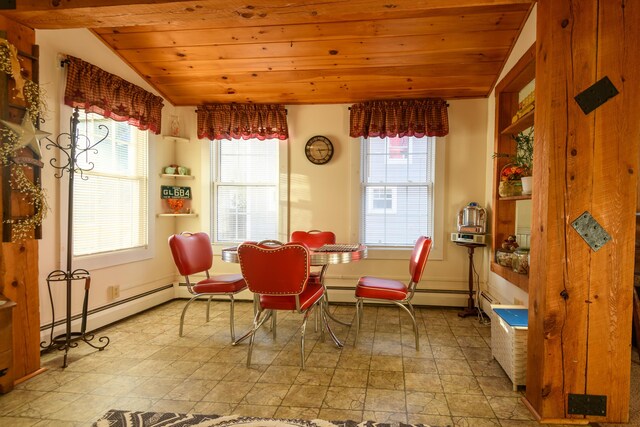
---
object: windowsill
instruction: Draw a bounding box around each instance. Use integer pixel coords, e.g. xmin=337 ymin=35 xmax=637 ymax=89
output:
xmin=72 ymin=246 xmax=153 ymax=270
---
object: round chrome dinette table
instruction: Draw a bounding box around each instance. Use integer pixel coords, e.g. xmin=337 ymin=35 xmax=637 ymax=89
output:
xmin=221 ymin=243 xmax=368 ymax=347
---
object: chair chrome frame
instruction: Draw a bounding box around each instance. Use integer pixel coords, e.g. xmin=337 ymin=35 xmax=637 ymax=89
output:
xmin=353 ymin=236 xmax=431 ymax=351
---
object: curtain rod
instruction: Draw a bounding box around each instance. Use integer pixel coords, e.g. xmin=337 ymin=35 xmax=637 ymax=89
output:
xmin=348 ymin=103 xmax=450 ymax=110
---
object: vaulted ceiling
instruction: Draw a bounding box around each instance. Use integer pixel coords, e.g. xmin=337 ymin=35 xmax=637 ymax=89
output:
xmin=0 ymin=0 xmax=534 ymax=106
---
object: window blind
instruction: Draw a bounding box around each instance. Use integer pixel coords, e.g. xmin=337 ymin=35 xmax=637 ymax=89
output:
xmin=73 ymin=112 xmax=148 ymax=256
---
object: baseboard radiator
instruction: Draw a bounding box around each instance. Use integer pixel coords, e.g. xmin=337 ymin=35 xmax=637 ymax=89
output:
xmin=479 ymin=290 xmax=499 ymax=313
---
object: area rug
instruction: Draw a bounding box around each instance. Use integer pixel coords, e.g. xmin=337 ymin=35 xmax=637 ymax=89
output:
xmin=93 ymin=409 xmax=430 ymax=427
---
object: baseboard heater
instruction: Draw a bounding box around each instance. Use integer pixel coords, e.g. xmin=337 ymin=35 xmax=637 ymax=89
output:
xmin=39 ymin=284 xmax=174 ymax=332
xmin=479 ymin=290 xmax=499 ymax=312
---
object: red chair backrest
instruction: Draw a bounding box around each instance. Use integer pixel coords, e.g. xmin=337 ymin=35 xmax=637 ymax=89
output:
xmin=238 ymin=242 xmax=310 ymax=295
xmin=168 ymin=232 xmax=213 ymax=276
xmin=290 ymin=230 xmax=336 ymax=249
xmin=409 ymin=236 xmax=432 ymax=283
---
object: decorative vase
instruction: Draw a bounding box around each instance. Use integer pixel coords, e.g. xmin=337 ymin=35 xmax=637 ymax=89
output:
xmin=521 ymin=176 xmax=532 ymax=195
xmin=498 ymin=180 xmax=523 ymax=197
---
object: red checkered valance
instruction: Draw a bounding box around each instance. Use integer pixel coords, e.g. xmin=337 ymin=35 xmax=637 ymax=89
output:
xmin=196 ymin=103 xmax=288 ymax=141
xmin=349 ymin=98 xmax=449 ymax=138
xmin=64 ymin=55 xmax=164 ymax=134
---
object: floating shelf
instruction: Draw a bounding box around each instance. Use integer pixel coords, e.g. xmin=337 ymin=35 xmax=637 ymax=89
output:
xmin=157 ymin=213 xmax=198 ymax=217
xmin=499 ymin=194 xmax=532 ymax=201
xmin=501 ymin=110 xmax=534 ymax=135
xmin=160 ymin=174 xmax=194 ymax=179
xmin=162 ymin=135 xmax=190 ymax=144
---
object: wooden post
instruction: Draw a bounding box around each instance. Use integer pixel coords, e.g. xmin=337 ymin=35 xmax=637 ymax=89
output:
xmin=525 ymin=0 xmax=640 ymax=423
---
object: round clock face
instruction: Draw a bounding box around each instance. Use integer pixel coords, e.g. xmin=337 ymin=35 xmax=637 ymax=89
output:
xmin=305 ymin=135 xmax=334 ymax=165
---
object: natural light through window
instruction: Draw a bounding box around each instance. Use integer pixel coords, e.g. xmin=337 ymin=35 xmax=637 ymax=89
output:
xmin=73 ymin=112 xmax=148 ymax=257
xmin=211 ymin=139 xmax=279 ymax=243
xmin=361 ymin=136 xmax=435 ymax=247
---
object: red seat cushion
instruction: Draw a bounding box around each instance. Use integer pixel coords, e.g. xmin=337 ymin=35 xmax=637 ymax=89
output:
xmin=355 ymin=276 xmax=408 ymax=301
xmin=260 ymin=281 xmax=324 ymax=311
xmin=193 ymin=274 xmax=246 ymax=294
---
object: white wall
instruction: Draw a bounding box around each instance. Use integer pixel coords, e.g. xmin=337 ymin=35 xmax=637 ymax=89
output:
xmin=34 ymin=27 xmax=494 ymax=333
xmin=483 ymin=5 xmax=537 ymax=306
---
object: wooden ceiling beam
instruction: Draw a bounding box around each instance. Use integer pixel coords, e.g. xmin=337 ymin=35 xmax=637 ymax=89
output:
xmin=2 ymin=0 xmax=533 ymax=29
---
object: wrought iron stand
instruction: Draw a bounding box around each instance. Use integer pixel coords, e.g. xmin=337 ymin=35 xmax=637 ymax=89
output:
xmin=40 ymin=107 xmax=110 ymax=367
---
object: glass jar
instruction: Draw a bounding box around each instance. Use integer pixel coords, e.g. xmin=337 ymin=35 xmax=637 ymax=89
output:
xmin=496 ymin=249 xmax=515 ymax=268
xmin=512 ymin=248 xmax=530 ymax=275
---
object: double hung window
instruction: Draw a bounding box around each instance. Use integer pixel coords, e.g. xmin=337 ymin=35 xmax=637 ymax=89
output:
xmin=73 ymin=111 xmax=149 ymax=257
xmin=361 ymin=136 xmax=435 ymax=247
xmin=211 ymin=139 xmax=279 ymax=243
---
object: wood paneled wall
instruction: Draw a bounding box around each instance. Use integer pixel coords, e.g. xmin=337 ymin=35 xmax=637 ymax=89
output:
xmin=0 ymin=16 xmax=42 ymax=385
xmin=525 ymin=0 xmax=639 ymax=423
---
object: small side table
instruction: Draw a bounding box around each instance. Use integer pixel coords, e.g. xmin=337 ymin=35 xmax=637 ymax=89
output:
xmin=455 ymin=242 xmax=486 ymax=317
xmin=0 ymin=297 xmax=16 ymax=394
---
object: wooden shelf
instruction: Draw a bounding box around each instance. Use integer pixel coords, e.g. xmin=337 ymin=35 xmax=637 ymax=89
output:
xmin=490 ymin=261 xmax=529 ymax=292
xmin=500 ymin=110 xmax=534 ymax=135
xmin=157 ymin=213 xmax=197 ymax=217
xmin=162 ymin=135 xmax=190 ymax=143
xmin=160 ymin=174 xmax=194 ymax=179
xmin=499 ymin=194 xmax=532 ymax=201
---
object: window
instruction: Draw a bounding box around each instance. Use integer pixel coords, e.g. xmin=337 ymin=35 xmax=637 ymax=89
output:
xmin=211 ymin=139 xmax=279 ymax=243
xmin=361 ymin=136 xmax=435 ymax=247
xmin=73 ymin=112 xmax=149 ymax=257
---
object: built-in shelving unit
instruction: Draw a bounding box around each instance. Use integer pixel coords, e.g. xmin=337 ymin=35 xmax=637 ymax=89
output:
xmin=157 ymin=213 xmax=198 ymax=217
xmin=160 ymin=174 xmax=194 ymax=180
xmin=159 ymin=134 xmax=195 ymax=217
xmin=491 ymin=43 xmax=536 ymax=292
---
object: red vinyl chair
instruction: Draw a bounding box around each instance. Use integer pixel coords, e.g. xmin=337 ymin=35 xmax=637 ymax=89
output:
xmin=237 ymin=241 xmax=324 ymax=369
xmin=290 ymin=230 xmax=336 ymax=283
xmin=354 ymin=236 xmax=432 ymax=350
xmin=168 ymin=232 xmax=247 ymax=341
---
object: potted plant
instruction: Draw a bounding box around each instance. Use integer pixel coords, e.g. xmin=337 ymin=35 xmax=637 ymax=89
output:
xmin=494 ymin=127 xmax=534 ymax=196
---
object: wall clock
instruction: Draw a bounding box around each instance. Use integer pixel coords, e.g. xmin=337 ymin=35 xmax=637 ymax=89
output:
xmin=305 ymin=135 xmax=334 ymax=165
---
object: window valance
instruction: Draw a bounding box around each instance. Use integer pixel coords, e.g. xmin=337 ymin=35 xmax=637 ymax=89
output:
xmin=64 ymin=55 xmax=164 ymax=134
xmin=196 ymin=104 xmax=288 ymax=141
xmin=349 ymin=98 xmax=449 ymax=138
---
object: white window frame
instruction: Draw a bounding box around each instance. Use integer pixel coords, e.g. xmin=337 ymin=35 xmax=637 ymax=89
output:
xmin=58 ymin=105 xmax=155 ymax=271
xmin=209 ymin=138 xmax=289 ymax=248
xmin=350 ymin=135 xmax=445 ymax=261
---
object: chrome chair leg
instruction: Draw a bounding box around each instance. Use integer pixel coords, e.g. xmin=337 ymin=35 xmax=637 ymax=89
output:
xmin=395 ymin=301 xmax=419 ymax=350
xmin=271 ymin=311 xmax=277 ymax=340
xmin=247 ymin=308 xmax=270 ymax=367
xmin=229 ymin=294 xmax=236 ymax=341
xmin=206 ymin=295 xmax=213 ymax=322
xmin=300 ymin=307 xmax=313 ymax=369
xmin=354 ymin=298 xmax=361 ymax=345
xmin=321 ymin=305 xmax=343 ymax=348
xmin=179 ymin=295 xmax=200 ymax=337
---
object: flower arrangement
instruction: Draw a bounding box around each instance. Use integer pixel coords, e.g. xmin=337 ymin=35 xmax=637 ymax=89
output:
xmin=500 ymin=164 xmax=526 ymax=181
xmin=167 ymin=198 xmax=184 ymax=214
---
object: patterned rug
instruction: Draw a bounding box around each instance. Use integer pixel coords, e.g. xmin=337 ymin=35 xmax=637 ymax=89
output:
xmin=93 ymin=409 xmax=430 ymax=427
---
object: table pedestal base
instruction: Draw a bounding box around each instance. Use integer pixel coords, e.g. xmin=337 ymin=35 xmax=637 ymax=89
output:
xmin=458 ymin=307 xmax=478 ymax=318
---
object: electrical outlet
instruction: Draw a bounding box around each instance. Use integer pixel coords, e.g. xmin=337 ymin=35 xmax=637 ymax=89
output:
xmin=109 ymin=285 xmax=120 ymax=300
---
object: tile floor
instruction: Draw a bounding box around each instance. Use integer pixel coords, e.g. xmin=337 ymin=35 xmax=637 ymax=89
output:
xmin=0 ymin=300 xmax=638 ymax=426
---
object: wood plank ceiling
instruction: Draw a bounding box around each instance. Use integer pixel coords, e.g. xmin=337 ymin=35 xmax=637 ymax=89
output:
xmin=0 ymin=0 xmax=534 ymax=106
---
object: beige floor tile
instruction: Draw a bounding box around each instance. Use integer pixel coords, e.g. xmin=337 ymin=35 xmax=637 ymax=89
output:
xmin=164 ymin=378 xmax=218 ymax=401
xmin=127 ymin=377 xmax=183 ymax=399
xmin=234 ymin=404 xmax=278 ymax=418
xmin=109 ymin=396 xmax=155 ymax=412
xmin=367 ymin=370 xmax=404 ymax=390
xmin=369 ymin=355 xmax=403 ymax=372
xmin=8 ymin=391 xmax=81 ymax=419
xmin=477 ymin=376 xmax=522 ymax=397
xmin=257 ymin=365 xmax=301 ymax=384
xmin=191 ymin=401 xmax=236 ymax=416
xmin=405 ymin=391 xmax=450 ymax=416
xmin=432 ymin=345 xmax=466 ymax=360
xmin=280 ymin=384 xmax=328 ymax=408
xmin=322 ymin=386 xmax=366 ymax=411
xmin=222 ymin=364 xmax=266 ymax=383
xmin=364 ymin=388 xmax=405 ymax=412
xmin=362 ymin=410 xmax=407 ymax=424
xmin=318 ymin=408 xmax=363 ymax=422
xmin=436 ymin=358 xmax=474 ymax=376
xmin=0 ymin=416 xmax=41 ymax=426
xmin=274 ymin=406 xmax=319 ymax=419
xmin=446 ymin=393 xmax=496 ymax=418
xmin=47 ymin=394 xmax=117 ymax=423
xmin=241 ymin=382 xmax=290 ymax=406
xmin=188 ymin=362 xmax=235 ymax=381
xmin=440 ymin=374 xmax=483 ymax=395
xmin=486 ymin=396 xmax=534 ymax=421
xmin=330 ymin=368 xmax=368 ymax=388
xmin=201 ymin=381 xmax=253 ymax=404
xmin=149 ymin=399 xmax=197 ymax=413
xmin=404 ymin=372 xmax=443 ymax=393
xmin=403 ymin=357 xmax=437 ymax=374
xmin=407 ymin=413 xmax=454 ymax=426
xmin=294 ymin=367 xmax=334 ymax=386
xmin=452 ymin=416 xmax=501 ymax=426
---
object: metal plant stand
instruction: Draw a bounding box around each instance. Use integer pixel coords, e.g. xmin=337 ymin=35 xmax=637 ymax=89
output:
xmin=40 ymin=107 xmax=110 ymax=367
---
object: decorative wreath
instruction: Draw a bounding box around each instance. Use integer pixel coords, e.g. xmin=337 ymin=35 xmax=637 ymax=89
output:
xmin=0 ymin=38 xmax=48 ymax=241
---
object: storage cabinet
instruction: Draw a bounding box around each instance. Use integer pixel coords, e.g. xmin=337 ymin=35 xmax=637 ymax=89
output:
xmin=491 ymin=43 xmax=535 ymax=292
xmin=159 ymin=135 xmax=197 ymax=217
xmin=0 ymin=297 xmax=16 ymax=393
